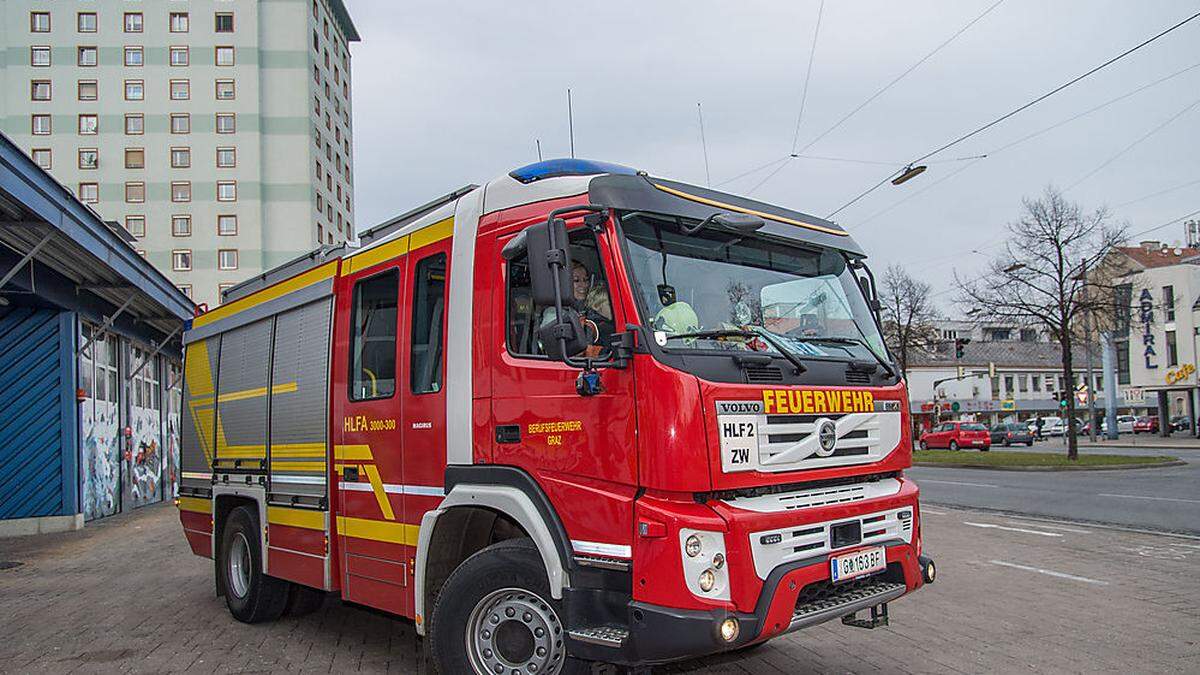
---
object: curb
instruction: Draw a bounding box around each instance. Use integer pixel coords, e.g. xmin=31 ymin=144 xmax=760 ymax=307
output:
xmin=1078 ymin=444 xmax=1200 ymax=451
xmin=913 ymin=459 xmax=1187 ymax=472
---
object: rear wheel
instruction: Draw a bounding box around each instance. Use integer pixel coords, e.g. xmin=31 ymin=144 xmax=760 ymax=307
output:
xmin=919 ymin=440 xmax=928 ymax=450
xmin=430 ymin=538 xmax=588 ymax=675
xmin=220 ymin=505 xmax=290 ymax=624
xmin=948 ymin=440 xmax=959 ymax=451
xmin=1026 ymin=441 xmax=1034 ymax=447
xmin=1003 ymin=439 xmax=1011 ymax=447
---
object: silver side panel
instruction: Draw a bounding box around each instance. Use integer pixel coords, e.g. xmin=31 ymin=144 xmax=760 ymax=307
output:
xmin=183 ymin=277 xmax=333 ymax=345
xmin=446 ymin=187 xmax=483 ymax=466
xmin=269 ymin=298 xmax=333 ymax=497
xmin=214 ymin=319 xmax=273 ymax=468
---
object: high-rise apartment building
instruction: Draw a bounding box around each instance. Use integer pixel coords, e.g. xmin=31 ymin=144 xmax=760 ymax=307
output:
xmin=0 ymin=0 xmax=359 ymax=308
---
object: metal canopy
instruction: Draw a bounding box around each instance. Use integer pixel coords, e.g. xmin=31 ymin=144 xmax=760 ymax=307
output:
xmin=0 ymin=131 xmax=194 ymax=339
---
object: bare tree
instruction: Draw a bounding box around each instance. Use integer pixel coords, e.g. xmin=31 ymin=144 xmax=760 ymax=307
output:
xmin=957 ymin=186 xmax=1126 ymax=460
xmin=880 ymin=264 xmax=939 ymax=378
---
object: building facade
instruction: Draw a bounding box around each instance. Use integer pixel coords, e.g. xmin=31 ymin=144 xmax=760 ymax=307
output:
xmin=0 ymin=0 xmax=359 ymax=308
xmin=1111 ymin=240 xmax=1200 ymax=432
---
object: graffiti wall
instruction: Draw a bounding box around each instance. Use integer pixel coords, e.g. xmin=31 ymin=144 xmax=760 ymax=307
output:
xmin=81 ymin=399 xmax=120 ymax=520
xmin=126 ymin=405 xmax=163 ymax=508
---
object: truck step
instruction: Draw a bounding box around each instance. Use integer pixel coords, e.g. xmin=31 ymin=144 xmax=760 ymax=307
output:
xmin=568 ymin=625 xmax=629 ymax=648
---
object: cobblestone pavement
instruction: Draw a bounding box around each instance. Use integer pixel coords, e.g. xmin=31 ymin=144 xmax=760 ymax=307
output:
xmin=2 ymin=503 xmax=1197 ymax=674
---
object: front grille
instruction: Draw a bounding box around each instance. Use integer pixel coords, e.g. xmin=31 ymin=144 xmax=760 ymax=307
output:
xmin=744 ymin=365 xmax=784 ymax=383
xmin=845 ymin=370 xmax=871 ymax=385
xmin=793 ymin=574 xmax=906 ymax=622
xmin=749 ymin=507 xmax=914 ymax=579
xmin=759 ymin=413 xmax=883 ymax=466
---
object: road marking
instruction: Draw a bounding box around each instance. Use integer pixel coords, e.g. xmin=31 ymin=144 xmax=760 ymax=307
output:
xmin=1006 ymin=518 xmax=1090 ymax=534
xmin=923 ymin=502 xmax=1200 ymax=541
xmin=963 ymin=521 xmax=1062 ymax=537
xmin=988 ymin=559 xmax=1108 ymax=585
xmin=920 ymin=479 xmax=999 ymax=488
xmin=921 ymin=508 xmax=949 ymax=515
xmin=1098 ymin=493 xmax=1200 ymax=505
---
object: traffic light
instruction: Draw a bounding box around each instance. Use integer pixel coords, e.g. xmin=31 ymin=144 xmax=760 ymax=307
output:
xmin=954 ymin=338 xmax=970 ymax=359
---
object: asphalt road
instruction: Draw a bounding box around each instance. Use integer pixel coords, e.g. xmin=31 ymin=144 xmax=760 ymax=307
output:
xmin=911 ymin=445 xmax=1200 ymax=535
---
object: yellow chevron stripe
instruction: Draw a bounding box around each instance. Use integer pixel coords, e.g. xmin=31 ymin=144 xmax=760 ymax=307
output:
xmin=333 ymin=444 xmax=373 ymax=461
xmin=270 ymin=460 xmax=326 ymax=473
xmin=217 ymin=381 xmax=298 ymax=403
xmin=178 ymin=497 xmax=211 ymax=514
xmin=336 ymin=516 xmax=419 ymax=546
xmin=271 ymin=442 xmax=327 ymax=458
xmin=361 ymin=464 xmax=396 ymax=520
xmin=342 ymin=235 xmax=409 ymax=275
xmin=409 ymin=216 xmax=454 ymax=251
xmin=267 ymin=506 xmax=325 ymax=530
xmin=193 ymin=260 xmax=338 ymax=327
xmin=218 ymin=445 xmax=266 ymax=458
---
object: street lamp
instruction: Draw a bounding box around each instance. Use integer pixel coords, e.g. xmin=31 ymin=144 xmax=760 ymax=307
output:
xmin=892 ymin=164 xmax=928 ymax=186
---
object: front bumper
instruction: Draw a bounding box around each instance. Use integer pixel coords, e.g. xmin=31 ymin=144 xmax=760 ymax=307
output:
xmin=571 ymin=540 xmax=926 ymax=665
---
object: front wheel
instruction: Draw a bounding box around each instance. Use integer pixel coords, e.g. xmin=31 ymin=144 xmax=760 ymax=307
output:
xmin=949 ymin=440 xmax=959 ymax=451
xmin=220 ymin=506 xmax=290 ymax=623
xmin=430 ymin=538 xmax=588 ymax=675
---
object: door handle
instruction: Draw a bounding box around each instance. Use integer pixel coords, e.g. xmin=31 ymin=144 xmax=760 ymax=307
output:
xmin=343 ymin=466 xmax=359 ymax=481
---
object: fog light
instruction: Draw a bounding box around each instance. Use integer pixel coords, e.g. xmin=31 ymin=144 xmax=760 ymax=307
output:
xmin=712 ymin=552 xmax=725 ymax=569
xmin=685 ymin=534 xmax=702 ymax=558
xmin=719 ymin=617 xmax=740 ymax=642
xmin=925 ymin=560 xmax=937 ymax=584
xmin=698 ymin=569 xmax=716 ymax=592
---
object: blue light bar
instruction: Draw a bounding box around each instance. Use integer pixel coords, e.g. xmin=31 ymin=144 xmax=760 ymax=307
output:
xmin=509 ymin=158 xmax=638 ymax=184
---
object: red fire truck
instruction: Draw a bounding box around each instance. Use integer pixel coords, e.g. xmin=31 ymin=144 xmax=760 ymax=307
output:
xmin=177 ymin=159 xmax=935 ymax=673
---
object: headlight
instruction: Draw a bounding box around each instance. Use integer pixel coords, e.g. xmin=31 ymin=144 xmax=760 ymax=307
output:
xmin=698 ymin=569 xmax=716 ymax=592
xmin=719 ymin=617 xmax=740 ymax=642
xmin=680 ymin=529 xmax=730 ymax=601
xmin=712 ymin=552 xmax=725 ymax=569
xmin=685 ymin=534 xmax=702 ymax=558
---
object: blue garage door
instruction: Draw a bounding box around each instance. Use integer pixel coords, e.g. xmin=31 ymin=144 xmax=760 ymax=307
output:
xmin=0 ymin=307 xmax=75 ymax=521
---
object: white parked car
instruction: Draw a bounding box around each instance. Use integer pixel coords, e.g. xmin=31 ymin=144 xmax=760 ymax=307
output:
xmin=1099 ymin=415 xmax=1136 ymax=434
xmin=1027 ymin=416 xmax=1065 ymax=436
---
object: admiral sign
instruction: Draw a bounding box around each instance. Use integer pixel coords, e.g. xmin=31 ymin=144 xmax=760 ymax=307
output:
xmin=1140 ymin=288 xmax=1157 ymax=369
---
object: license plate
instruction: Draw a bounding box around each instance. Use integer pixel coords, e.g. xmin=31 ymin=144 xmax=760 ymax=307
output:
xmin=830 ymin=546 xmax=886 ymax=583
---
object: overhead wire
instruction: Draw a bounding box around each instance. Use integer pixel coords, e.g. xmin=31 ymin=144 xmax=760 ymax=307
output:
xmin=826 ymin=9 xmax=1200 ymax=218
xmin=1115 ymin=177 xmax=1200 ymax=209
xmin=789 ymin=0 xmax=825 ymax=155
xmin=1065 ymin=95 xmax=1200 ymax=192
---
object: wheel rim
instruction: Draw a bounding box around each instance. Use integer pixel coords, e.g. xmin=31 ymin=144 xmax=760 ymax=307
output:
xmin=228 ymin=532 xmax=252 ymax=599
xmin=465 ymin=587 xmax=565 ymax=675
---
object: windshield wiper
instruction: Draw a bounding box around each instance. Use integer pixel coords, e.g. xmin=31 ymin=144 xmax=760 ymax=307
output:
xmin=791 ymin=335 xmax=897 ymax=379
xmin=664 ymin=329 xmax=808 ymax=374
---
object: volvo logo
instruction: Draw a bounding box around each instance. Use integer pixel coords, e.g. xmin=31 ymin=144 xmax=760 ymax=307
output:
xmin=815 ymin=418 xmax=838 ymax=456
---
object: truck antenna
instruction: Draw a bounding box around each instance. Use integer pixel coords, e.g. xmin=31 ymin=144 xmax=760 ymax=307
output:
xmin=697 ymin=102 xmax=711 ymax=186
xmin=536 ymin=138 xmax=543 ymax=162
xmin=567 ymin=88 xmax=575 ymax=158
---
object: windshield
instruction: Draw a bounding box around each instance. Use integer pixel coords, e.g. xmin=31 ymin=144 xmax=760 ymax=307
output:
xmin=619 ymin=212 xmax=887 ymax=361
xmin=962 ymin=423 xmax=987 ymax=431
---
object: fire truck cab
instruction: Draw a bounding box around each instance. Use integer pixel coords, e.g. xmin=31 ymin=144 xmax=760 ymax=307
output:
xmin=177 ymin=159 xmax=935 ymax=673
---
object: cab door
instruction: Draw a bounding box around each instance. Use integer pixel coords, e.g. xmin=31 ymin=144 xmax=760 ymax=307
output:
xmin=332 ymin=258 xmax=410 ymax=617
xmin=489 ymin=210 xmax=639 ymax=559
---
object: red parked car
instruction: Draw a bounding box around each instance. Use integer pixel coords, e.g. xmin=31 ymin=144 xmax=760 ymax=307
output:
xmin=920 ymin=421 xmax=991 ymax=451
xmin=1133 ymin=415 xmax=1160 ymax=434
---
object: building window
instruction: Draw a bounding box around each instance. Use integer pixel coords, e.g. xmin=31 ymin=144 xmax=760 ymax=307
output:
xmin=31 ymin=46 xmax=51 ymax=67
xmin=125 ymin=46 xmax=144 ymax=67
xmin=217 ymin=181 xmax=237 ymax=202
xmin=125 ymin=79 xmax=145 ymax=100
xmin=170 ymin=114 xmax=191 ymax=134
xmin=78 ymin=80 xmax=98 ymax=101
xmin=1003 ymin=375 xmax=1013 ymax=395
xmin=77 ymin=12 xmax=98 ymax=33
xmin=125 ymin=12 xmax=144 ymax=33
xmin=216 ymin=147 xmax=236 ymax=168
xmin=172 ymin=250 xmax=192 ymax=271
xmin=217 ymin=215 xmax=238 ymax=236
xmin=170 ymin=13 xmax=190 ymax=33
xmin=125 ymin=148 xmax=145 ymax=169
xmin=125 ymin=182 xmax=146 ymax=203
xmin=215 ymin=13 xmax=235 ymax=33
xmin=78 ymin=183 xmax=99 ymax=204
xmin=31 ymin=148 xmax=52 ymax=169
xmin=171 ymin=181 xmax=192 ymax=202
xmin=125 ymin=216 xmax=145 ymax=238
xmin=170 ymin=79 xmax=190 ymax=100
xmin=1166 ymin=330 xmax=1178 ymax=367
xmin=125 ymin=114 xmax=144 ymax=135
xmin=171 ymin=147 xmax=191 ymax=168
xmin=215 ymin=46 xmax=235 ymax=66
xmin=1163 ymin=285 xmax=1175 ymax=322
xmin=170 ymin=46 xmax=189 ymax=66
xmin=215 ymin=113 xmax=236 ymax=134
xmin=218 ymin=249 xmax=239 ymax=270
xmin=31 ymin=12 xmax=51 ymax=33
xmin=32 ymin=115 xmax=51 ymax=135
xmin=1031 ymin=375 xmax=1041 ymax=392
xmin=78 ymin=149 xmax=99 ymax=170
xmin=215 ymin=79 xmax=235 ymax=100
xmin=177 ymin=285 xmax=192 ymax=299
xmin=349 ymin=269 xmax=399 ymax=400
xmin=79 ymin=114 xmax=98 ymax=135
xmin=31 ymin=80 xmax=51 ymax=101
xmin=78 ymin=46 xmax=98 ymax=67
xmin=172 ymin=215 xmax=192 ymax=237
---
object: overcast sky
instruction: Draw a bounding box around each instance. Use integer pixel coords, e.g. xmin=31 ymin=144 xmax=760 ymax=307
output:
xmin=344 ymin=0 xmax=1199 ymax=315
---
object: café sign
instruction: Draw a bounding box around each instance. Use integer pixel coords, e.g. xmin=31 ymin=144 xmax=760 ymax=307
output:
xmin=1165 ymin=363 xmax=1195 ymax=385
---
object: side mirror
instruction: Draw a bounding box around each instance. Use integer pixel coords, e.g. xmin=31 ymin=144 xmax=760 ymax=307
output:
xmin=525 ymin=217 xmax=573 ymax=308
xmin=538 ymin=307 xmax=589 ymax=360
